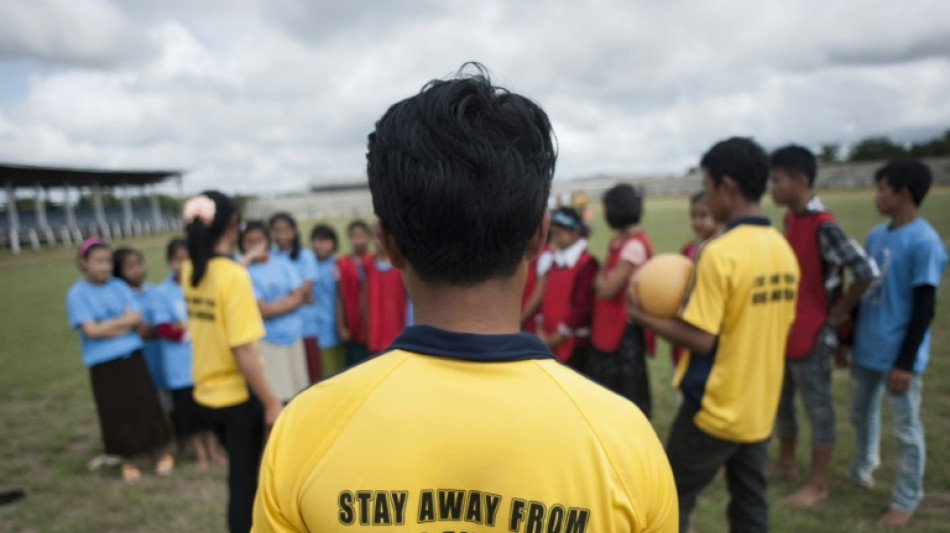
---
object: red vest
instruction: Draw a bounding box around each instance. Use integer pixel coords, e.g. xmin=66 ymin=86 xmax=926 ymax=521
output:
xmin=364 ymin=256 xmax=407 ymax=353
xmin=591 ymin=233 xmax=654 ymax=352
xmin=541 ymin=250 xmax=593 ymax=362
xmin=784 ymin=211 xmax=836 ymax=359
xmin=337 ymin=255 xmax=367 ymax=344
xmin=521 ymin=246 xmax=551 ymax=333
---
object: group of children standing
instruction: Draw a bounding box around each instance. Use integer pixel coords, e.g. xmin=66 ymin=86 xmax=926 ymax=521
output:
xmin=65 ymin=212 xmax=414 ymax=477
xmin=65 ymin=145 xmax=944 ymax=531
xmin=517 ymin=145 xmax=945 ymax=530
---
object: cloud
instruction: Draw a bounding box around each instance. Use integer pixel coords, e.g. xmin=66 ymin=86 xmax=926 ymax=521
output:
xmin=0 ymin=0 xmax=948 ymax=194
xmin=0 ymin=0 xmax=154 ymax=67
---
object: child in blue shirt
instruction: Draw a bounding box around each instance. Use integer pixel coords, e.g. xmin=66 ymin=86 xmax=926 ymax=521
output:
xmin=845 ymin=160 xmax=947 ymax=527
xmin=309 ymin=224 xmax=345 ymax=377
xmin=240 ymin=221 xmax=309 ymax=403
xmin=113 ymin=248 xmax=167 ymax=396
xmin=153 ymin=238 xmax=227 ymax=471
xmin=269 ymin=213 xmax=321 ymax=382
xmin=66 ymin=238 xmax=171 ymax=482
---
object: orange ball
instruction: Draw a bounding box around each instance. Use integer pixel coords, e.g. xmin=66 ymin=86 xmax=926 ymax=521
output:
xmin=633 ymin=253 xmax=694 ymax=318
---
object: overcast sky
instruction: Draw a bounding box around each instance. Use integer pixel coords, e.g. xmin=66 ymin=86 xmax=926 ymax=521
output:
xmin=1 ymin=0 xmax=948 ymax=195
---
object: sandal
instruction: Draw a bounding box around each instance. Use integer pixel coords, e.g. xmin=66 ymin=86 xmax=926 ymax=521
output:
xmin=121 ymin=463 xmax=142 ymax=483
xmin=155 ymin=454 xmax=175 ymax=476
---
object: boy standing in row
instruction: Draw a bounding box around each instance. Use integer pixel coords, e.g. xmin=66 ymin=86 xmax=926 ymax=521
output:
xmin=845 ymin=160 xmax=946 ymax=527
xmin=628 ymin=137 xmax=799 ymax=532
xmin=768 ymin=145 xmax=879 ymax=506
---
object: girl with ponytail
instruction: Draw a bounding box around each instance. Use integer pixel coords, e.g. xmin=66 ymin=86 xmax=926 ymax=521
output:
xmin=181 ymin=191 xmax=282 ymax=533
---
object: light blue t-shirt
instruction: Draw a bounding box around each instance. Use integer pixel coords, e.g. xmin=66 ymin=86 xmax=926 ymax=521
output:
xmin=248 ymin=255 xmax=305 ymax=345
xmin=66 ymin=278 xmax=144 ymax=367
xmin=854 ymin=218 xmax=947 ymax=373
xmin=152 ymin=275 xmax=194 ymax=390
xmin=272 ymin=246 xmax=320 ymax=338
xmin=311 ymin=255 xmax=339 ymax=348
xmin=130 ymin=282 xmax=167 ymax=389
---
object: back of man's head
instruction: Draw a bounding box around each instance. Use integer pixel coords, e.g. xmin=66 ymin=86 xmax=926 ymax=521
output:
xmin=367 ymin=63 xmax=557 ymax=285
xmin=701 ymin=137 xmax=769 ymax=202
xmin=770 ymin=145 xmax=817 ymax=186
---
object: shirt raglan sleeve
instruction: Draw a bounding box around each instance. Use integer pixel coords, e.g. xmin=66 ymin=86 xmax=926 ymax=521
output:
xmin=287 ymin=260 xmax=304 ymax=290
xmin=817 ymin=222 xmax=879 ymax=283
xmin=252 ymin=409 xmax=304 ymax=533
xmin=117 ymin=281 xmax=142 ymax=312
xmin=66 ymin=288 xmax=94 ymax=329
xmin=150 ymin=286 xmax=175 ymax=325
xmin=303 ymin=251 xmax=319 ymax=282
xmin=226 ymin=268 xmax=266 ymax=348
xmin=910 ymin=235 xmax=948 ymax=288
xmin=678 ymin=247 xmax=726 ymax=336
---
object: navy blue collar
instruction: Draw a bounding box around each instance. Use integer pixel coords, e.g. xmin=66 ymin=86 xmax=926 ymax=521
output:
xmin=388 ymin=325 xmax=555 ymax=363
xmin=725 ymin=216 xmax=771 ymax=231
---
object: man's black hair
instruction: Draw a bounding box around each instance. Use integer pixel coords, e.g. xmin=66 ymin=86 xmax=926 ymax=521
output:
xmin=603 ymin=184 xmax=643 ymax=229
xmin=310 ymin=224 xmax=339 ymax=253
xmin=112 ymin=246 xmax=143 ymax=281
xmin=366 ymin=63 xmax=557 ymax=284
xmin=347 ymin=219 xmax=371 ymax=235
xmin=238 ymin=220 xmax=270 ymax=254
xmin=771 ymin=145 xmax=817 ymax=186
xmin=166 ymin=238 xmax=188 ymax=261
xmin=185 ymin=190 xmax=239 ymax=287
xmin=874 ymin=159 xmax=933 ymax=207
xmin=700 ymin=137 xmax=770 ymax=202
xmin=268 ymin=212 xmax=301 ymax=260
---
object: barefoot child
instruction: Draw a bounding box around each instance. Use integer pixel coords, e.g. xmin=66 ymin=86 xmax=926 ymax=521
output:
xmin=309 ymin=224 xmax=346 ymax=377
xmin=336 ymin=220 xmax=372 ymax=367
xmin=768 ymin=145 xmax=879 ymax=507
xmin=240 ymin=221 xmax=309 ymax=403
xmin=536 ymin=207 xmax=598 ymax=371
xmin=671 ymin=191 xmax=719 ymax=365
xmin=153 ymin=238 xmax=226 ymax=471
xmin=845 ymin=160 xmax=946 ymax=527
xmin=66 ymin=238 xmax=171 ymax=483
xmin=112 ymin=246 xmax=175 ymax=476
xmin=269 ymin=213 xmax=320 ymax=382
xmin=589 ymin=184 xmax=654 ymax=417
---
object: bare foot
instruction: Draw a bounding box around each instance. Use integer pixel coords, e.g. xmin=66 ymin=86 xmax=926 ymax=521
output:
xmin=211 ymin=454 xmax=229 ymax=467
xmin=782 ymin=483 xmax=828 ymax=507
xmin=876 ymin=508 xmax=912 ymax=527
xmin=767 ymin=461 xmax=798 ymax=480
xmin=195 ymin=460 xmax=209 ymax=473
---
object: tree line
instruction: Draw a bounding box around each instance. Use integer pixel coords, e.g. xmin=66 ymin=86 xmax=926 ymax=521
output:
xmin=819 ymin=129 xmax=950 ymax=164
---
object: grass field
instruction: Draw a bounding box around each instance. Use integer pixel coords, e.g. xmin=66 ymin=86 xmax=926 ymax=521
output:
xmin=1 ymin=187 xmax=948 ymax=532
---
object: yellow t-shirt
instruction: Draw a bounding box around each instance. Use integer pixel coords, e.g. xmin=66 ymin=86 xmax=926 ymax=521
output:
xmin=674 ymin=218 xmax=799 ymax=442
xmin=183 ymin=257 xmax=265 ymax=408
xmin=253 ymin=326 xmax=678 ymax=533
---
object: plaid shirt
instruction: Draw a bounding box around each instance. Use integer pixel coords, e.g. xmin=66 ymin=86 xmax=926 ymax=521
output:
xmin=801 ymin=196 xmax=880 ymax=347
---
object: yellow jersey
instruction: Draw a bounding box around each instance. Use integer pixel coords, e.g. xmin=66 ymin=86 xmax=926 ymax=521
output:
xmin=675 ymin=218 xmax=799 ymax=442
xmin=253 ymin=325 xmax=678 ymax=532
xmin=183 ymin=257 xmax=265 ymax=408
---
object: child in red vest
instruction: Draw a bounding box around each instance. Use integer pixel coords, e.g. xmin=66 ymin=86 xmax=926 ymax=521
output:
xmin=671 ymin=190 xmax=719 ymax=365
xmin=769 ymin=145 xmax=879 ymax=507
xmin=336 ymin=220 xmax=372 ymax=367
xmin=589 ymin=184 xmax=654 ymax=417
xmin=520 ymin=242 xmax=553 ymax=333
xmin=364 ymin=244 xmax=410 ymax=354
xmin=535 ymin=207 xmax=598 ymax=371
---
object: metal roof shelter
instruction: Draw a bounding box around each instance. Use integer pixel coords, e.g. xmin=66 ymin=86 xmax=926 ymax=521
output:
xmin=1 ymin=163 xmax=184 ymax=253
